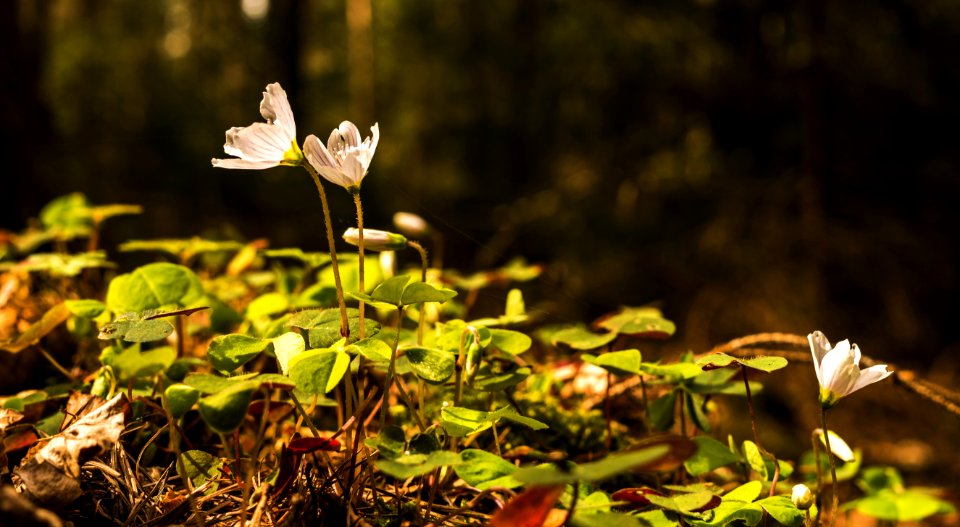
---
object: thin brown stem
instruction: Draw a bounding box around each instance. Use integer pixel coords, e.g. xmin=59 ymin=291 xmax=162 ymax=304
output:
xmin=305 ymin=165 xmax=350 ymax=339
xmin=380 ymin=306 xmax=404 ymax=427
xmin=820 ymin=409 xmax=839 ymax=526
xmin=353 ymin=192 xmax=366 ymax=340
xmin=407 ymin=240 xmax=429 ymax=345
xmin=741 ymin=364 xmax=761 ymax=446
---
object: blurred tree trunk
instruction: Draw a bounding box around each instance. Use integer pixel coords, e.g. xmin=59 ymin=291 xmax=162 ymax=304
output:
xmin=0 ymin=1 xmax=53 ymax=227
xmin=346 ymin=0 xmax=374 ymax=123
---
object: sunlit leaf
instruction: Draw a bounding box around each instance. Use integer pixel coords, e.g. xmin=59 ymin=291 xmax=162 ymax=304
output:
xmin=365 ymin=426 xmax=406 ymax=460
xmin=288 ymin=349 xmax=350 ymax=395
xmin=272 ymin=332 xmax=305 ymax=376
xmin=582 ymin=349 xmax=642 ymax=376
xmin=455 ymin=449 xmax=522 ymax=490
xmin=375 ymin=450 xmax=463 ymax=479
xmin=207 ymin=334 xmax=271 ymax=372
xmin=196 ymin=380 xmax=259 ymax=433
xmin=64 ymin=299 xmax=107 ymax=319
xmin=594 ymin=306 xmax=675 ymax=339
xmin=1 ymin=303 xmax=71 ymax=353
xmin=488 ymin=329 xmax=532 ymax=354
xmin=106 ymin=262 xmax=204 ymax=313
xmin=164 ymin=384 xmax=200 ymax=419
xmin=684 ymin=436 xmax=741 ymax=476
xmin=552 ymin=325 xmax=617 ymax=350
xmin=179 ymin=449 xmax=223 ymax=493
xmin=404 ymin=346 xmax=455 ymax=384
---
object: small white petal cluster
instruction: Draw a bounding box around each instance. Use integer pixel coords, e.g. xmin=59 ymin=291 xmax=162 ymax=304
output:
xmin=808 ymin=331 xmax=893 ymax=408
xmin=304 ymin=121 xmax=380 ymax=192
xmin=791 ymin=484 xmax=814 ymax=510
xmin=212 ymin=83 xmax=303 ymax=169
xmin=342 ymin=228 xmax=407 ymax=252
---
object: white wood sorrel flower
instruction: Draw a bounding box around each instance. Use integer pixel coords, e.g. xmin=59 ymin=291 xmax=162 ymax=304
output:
xmin=808 ymin=330 xmax=893 ymax=408
xmin=342 ymin=228 xmax=407 ymax=252
xmin=303 ymin=121 xmax=379 ymax=192
xmin=211 ymin=83 xmax=303 ymax=169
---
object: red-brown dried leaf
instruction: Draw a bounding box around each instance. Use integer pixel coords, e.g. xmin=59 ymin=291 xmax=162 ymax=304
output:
xmin=489 ymin=485 xmax=564 ymax=527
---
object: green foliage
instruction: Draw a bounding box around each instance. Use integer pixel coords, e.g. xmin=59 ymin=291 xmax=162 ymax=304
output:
xmin=847 ymin=466 xmax=955 ymax=522
xmin=106 ymin=262 xmax=205 ymax=313
xmin=178 ymin=450 xmax=224 ymax=493
xmin=441 ymin=405 xmax=548 ymax=437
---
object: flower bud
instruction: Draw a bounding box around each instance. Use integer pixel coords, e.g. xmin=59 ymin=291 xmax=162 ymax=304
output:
xmin=791 ymin=484 xmax=814 ymax=510
xmin=342 ymin=228 xmax=408 ymax=252
xmin=393 ymin=212 xmax=432 ymax=237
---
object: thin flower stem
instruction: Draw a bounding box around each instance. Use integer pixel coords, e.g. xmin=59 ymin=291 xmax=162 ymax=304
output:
xmin=820 ymin=408 xmax=839 ymax=526
xmin=353 ymin=192 xmax=366 ymax=340
xmin=380 ymin=306 xmax=404 ymax=428
xmin=407 ymin=240 xmax=429 ymax=345
xmin=304 ymin=165 xmax=350 ymax=340
xmin=812 ymin=431 xmax=824 ymax=526
xmin=37 ymin=346 xmax=74 ymax=380
xmin=604 ymin=371 xmax=613 ymax=451
xmin=741 ymin=364 xmax=761 ymax=446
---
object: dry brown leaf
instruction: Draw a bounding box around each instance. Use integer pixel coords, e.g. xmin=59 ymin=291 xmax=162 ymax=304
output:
xmin=15 ymin=393 xmax=128 ymax=508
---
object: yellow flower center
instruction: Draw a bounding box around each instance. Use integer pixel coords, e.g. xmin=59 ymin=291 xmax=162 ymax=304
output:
xmin=280 ymin=140 xmax=304 ymax=166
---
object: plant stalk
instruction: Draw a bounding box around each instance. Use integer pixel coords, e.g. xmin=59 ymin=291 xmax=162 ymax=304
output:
xmin=305 ymin=165 xmax=350 ymax=340
xmin=820 ymin=408 xmax=839 ymax=526
xmin=407 ymin=240 xmax=429 ymax=345
xmin=353 ymin=191 xmax=366 ymax=340
xmin=380 ymin=305 xmax=404 ymax=427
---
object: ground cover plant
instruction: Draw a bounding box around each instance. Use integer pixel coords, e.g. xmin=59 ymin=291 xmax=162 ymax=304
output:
xmin=1 ymin=83 xmax=957 ymax=527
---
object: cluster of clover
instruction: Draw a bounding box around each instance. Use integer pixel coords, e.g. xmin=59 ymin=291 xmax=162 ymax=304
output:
xmin=213 ymin=83 xmax=895 ymax=524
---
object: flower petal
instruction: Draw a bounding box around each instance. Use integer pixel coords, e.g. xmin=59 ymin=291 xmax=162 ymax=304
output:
xmin=304 ymin=134 xmax=338 ymax=169
xmin=818 ymin=341 xmax=853 ymax=392
xmin=337 ymin=121 xmax=362 ymax=148
xmin=847 ymin=364 xmax=892 ymax=395
xmin=367 ymin=123 xmax=380 ymax=156
xmin=808 ymin=331 xmax=833 ymax=385
xmin=223 ymin=123 xmax=290 ymax=161
xmin=211 ymin=158 xmax=281 ymax=169
xmin=259 ymin=83 xmax=296 ymax=141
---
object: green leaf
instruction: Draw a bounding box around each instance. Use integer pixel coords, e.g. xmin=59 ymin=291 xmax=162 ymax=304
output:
xmin=101 ymin=345 xmax=176 ymax=382
xmin=272 ymin=332 xmax=305 ymax=376
xmin=288 ymin=349 xmax=350 ymax=395
xmin=400 ymin=281 xmax=457 ymax=306
xmin=364 ymin=426 xmax=406 ymax=460
xmin=488 ymin=329 xmax=532 ymax=355
xmin=696 ymin=353 xmax=788 ymax=373
xmin=207 ymin=334 xmax=270 ymax=372
xmin=365 ymin=275 xmax=410 ymax=306
xmin=724 ymin=480 xmax=763 ymax=502
xmin=742 ymin=440 xmax=768 ymax=480
xmin=582 ymin=349 xmax=642 ymax=376
xmin=404 ymin=347 xmax=455 ymax=384
xmin=1 ymin=303 xmax=71 ymax=353
xmin=756 ymin=496 xmax=804 ymax=526
xmin=120 ymin=238 xmax=242 ymax=258
xmin=572 ymin=512 xmax=642 ymax=527
xmin=473 ymin=366 xmax=531 ymax=391
xmin=164 ymin=384 xmax=200 ymax=418
xmin=440 ymin=406 xmax=547 ymax=437
xmin=684 ymin=436 xmax=741 ymax=476
xmin=854 ymin=490 xmax=952 ymax=522
xmin=98 ymin=312 xmax=173 ymax=342
xmin=347 ymin=338 xmax=393 ymax=367
xmin=595 ymin=306 xmax=675 ymax=339
xmin=646 ymin=491 xmax=716 ymax=513
xmin=640 ymin=362 xmax=703 ymax=379
xmin=514 ymin=444 xmax=671 ymax=486
xmin=245 ymin=292 xmax=289 ymax=320
xmin=196 ymin=380 xmax=259 ymax=433
xmin=376 ymin=451 xmax=463 ymax=480
xmin=106 ymin=262 xmax=205 ymax=313
xmin=686 ymin=392 xmax=711 ymax=432
xmin=648 ymin=390 xmax=677 ymax=431
xmin=65 ymin=299 xmax=107 ymax=319
xmin=552 ymin=325 xmax=618 ymax=350
xmin=40 ymin=193 xmax=93 ymax=239
xmin=178 ymin=450 xmax=224 ymax=493
xmin=455 ymin=449 xmax=522 ymax=490
xmin=299 ymin=308 xmax=380 ymax=348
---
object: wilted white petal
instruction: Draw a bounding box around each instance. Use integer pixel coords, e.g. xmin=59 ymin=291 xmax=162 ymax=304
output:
xmin=343 ymin=228 xmax=408 ymax=252
xmin=260 ymin=83 xmax=296 ymax=140
xmin=818 ymin=341 xmax=853 ymax=392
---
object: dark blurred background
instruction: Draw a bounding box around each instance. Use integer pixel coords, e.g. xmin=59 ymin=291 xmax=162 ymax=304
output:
xmin=3 ymin=0 xmax=959 ymax=379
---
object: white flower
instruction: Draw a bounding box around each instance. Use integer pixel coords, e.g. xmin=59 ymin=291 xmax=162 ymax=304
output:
xmin=791 ymin=484 xmax=814 ymax=510
xmin=342 ymin=228 xmax=407 ymax=252
xmin=808 ymin=331 xmax=893 ymax=408
xmin=303 ymin=121 xmax=379 ymax=192
xmin=212 ymin=83 xmax=303 ymax=169
xmin=393 ymin=212 xmax=432 ymax=237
